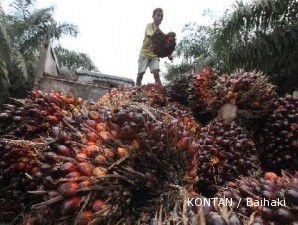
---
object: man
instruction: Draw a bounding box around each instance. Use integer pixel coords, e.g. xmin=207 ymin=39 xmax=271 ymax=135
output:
xmin=136 ymin=8 xmax=163 ymax=86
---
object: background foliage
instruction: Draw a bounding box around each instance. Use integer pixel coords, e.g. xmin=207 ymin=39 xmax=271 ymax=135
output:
xmin=165 ymin=0 xmax=298 ymax=95
xmin=0 ymin=0 xmax=97 ymax=105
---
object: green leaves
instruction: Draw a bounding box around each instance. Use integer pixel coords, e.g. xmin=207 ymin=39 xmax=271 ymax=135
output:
xmin=166 ymin=0 xmax=297 ymax=94
xmin=55 ymin=46 xmax=97 ymax=72
xmin=0 ymin=0 xmax=96 ymax=103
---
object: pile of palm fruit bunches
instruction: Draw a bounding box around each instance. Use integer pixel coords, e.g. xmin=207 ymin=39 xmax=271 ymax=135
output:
xmin=0 ymin=67 xmax=297 ymax=225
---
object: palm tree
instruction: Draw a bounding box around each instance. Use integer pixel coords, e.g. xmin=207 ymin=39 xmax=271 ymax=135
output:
xmin=55 ymin=46 xmax=98 ymax=72
xmin=0 ymin=5 xmax=28 ymax=104
xmin=164 ymin=23 xmax=219 ymax=81
xmin=4 ymin=0 xmax=79 ymax=97
xmin=213 ymin=0 xmax=298 ymax=94
xmin=0 ymin=0 xmax=97 ymax=103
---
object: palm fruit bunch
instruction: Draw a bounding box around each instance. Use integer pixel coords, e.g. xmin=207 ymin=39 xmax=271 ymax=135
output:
xmin=259 ymin=95 xmax=298 ymax=173
xmin=217 ymin=172 xmax=298 ymax=225
xmin=148 ymin=192 xmax=247 ymax=225
xmin=150 ymin=29 xmax=176 ymax=58
xmin=161 ymin=101 xmax=201 ymax=134
xmin=222 ymin=71 xmax=276 ymax=121
xmin=0 ymin=141 xmax=42 ymax=221
xmin=165 ymin=71 xmax=194 ymax=104
xmin=187 ymin=67 xmax=225 ymax=124
xmin=96 ymin=84 xmax=167 ymax=110
xmin=80 ymin=105 xmax=199 ymax=224
xmin=167 ymin=68 xmax=276 ymax=125
xmin=0 ymin=90 xmax=109 ymax=223
xmin=96 ymin=84 xmax=201 ymax=135
xmin=167 ymin=67 xmax=226 ymax=124
xmin=0 ymin=89 xmax=89 ymax=139
xmin=0 ymin=90 xmax=200 ymax=224
xmin=196 ymin=120 xmax=259 ymax=196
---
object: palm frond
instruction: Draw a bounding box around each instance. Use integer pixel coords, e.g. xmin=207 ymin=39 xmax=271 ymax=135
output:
xmin=54 ymin=46 xmax=97 ymax=72
xmin=11 ymin=48 xmax=28 ymax=80
xmin=0 ymin=6 xmax=12 ymax=67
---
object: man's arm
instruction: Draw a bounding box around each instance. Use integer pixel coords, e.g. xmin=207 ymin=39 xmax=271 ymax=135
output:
xmin=145 ymin=23 xmax=155 ymax=37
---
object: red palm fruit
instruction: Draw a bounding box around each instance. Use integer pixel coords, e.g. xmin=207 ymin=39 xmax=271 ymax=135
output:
xmin=78 ymin=162 xmax=94 ymax=176
xmin=60 ymin=131 xmax=72 ymax=142
xmin=76 ymin=210 xmax=94 ymax=225
xmin=57 ymin=145 xmax=70 ymax=156
xmin=117 ymin=147 xmax=128 ymax=157
xmin=61 ymin=162 xmax=77 ymax=172
xmin=30 ymin=90 xmax=40 ymax=98
xmin=46 ymin=115 xmax=59 ymax=123
xmin=93 ymin=167 xmax=107 ymax=176
xmin=265 ymin=172 xmax=278 ymax=180
xmin=30 ymin=167 xmax=39 ymax=174
xmin=66 ymin=171 xmax=81 ymax=178
xmin=50 ymin=102 xmax=61 ymax=111
xmin=104 ymin=148 xmax=115 ymax=158
xmin=188 ymin=167 xmax=197 ymax=179
xmin=17 ymin=161 xmax=26 ymax=170
xmin=40 ymin=110 xmax=48 ymax=116
xmin=87 ymin=141 xmax=96 ymax=146
xmin=95 ymin=154 xmax=107 ymax=162
xmin=99 ymin=131 xmax=111 ymax=140
xmin=188 ymin=139 xmax=199 ymax=154
xmin=19 ymin=157 xmax=30 ymax=163
xmin=79 ymin=180 xmax=92 ymax=189
xmin=59 ymin=182 xmax=79 ymax=197
xmin=86 ymin=120 xmax=97 ymax=128
xmin=177 ymin=137 xmax=189 ymax=149
xmin=95 ymin=123 xmax=106 ymax=132
xmin=32 ymin=138 xmax=44 ymax=143
xmin=49 ymin=92 xmax=60 ymax=102
xmin=87 ymin=132 xmax=98 ymax=142
xmin=89 ymin=111 xmax=100 ymax=121
xmin=110 ymin=130 xmax=118 ymax=139
xmin=84 ymin=145 xmax=99 ymax=156
xmin=76 ymin=153 xmax=87 ymax=162
xmin=60 ymin=197 xmax=81 ymax=215
xmin=66 ymin=96 xmax=75 ymax=104
xmin=91 ymin=199 xmax=104 ymax=212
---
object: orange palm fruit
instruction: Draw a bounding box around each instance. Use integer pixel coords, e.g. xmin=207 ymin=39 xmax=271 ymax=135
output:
xmin=60 ymin=197 xmax=81 ymax=215
xmin=76 ymin=210 xmax=94 ymax=225
xmin=104 ymin=148 xmax=115 ymax=158
xmin=78 ymin=162 xmax=94 ymax=176
xmin=57 ymin=145 xmax=71 ymax=156
xmin=117 ymin=147 xmax=128 ymax=157
xmin=95 ymin=123 xmax=106 ymax=132
xmin=99 ymin=131 xmax=111 ymax=140
xmin=87 ymin=132 xmax=97 ymax=142
xmin=91 ymin=199 xmax=104 ymax=212
xmin=59 ymin=182 xmax=79 ymax=197
xmin=93 ymin=167 xmax=107 ymax=176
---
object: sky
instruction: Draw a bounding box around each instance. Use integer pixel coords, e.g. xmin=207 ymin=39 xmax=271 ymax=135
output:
xmin=2 ymin=0 xmax=247 ymax=84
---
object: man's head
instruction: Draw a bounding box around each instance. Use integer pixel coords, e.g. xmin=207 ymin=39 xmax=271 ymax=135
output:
xmin=152 ymin=8 xmax=163 ymax=26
